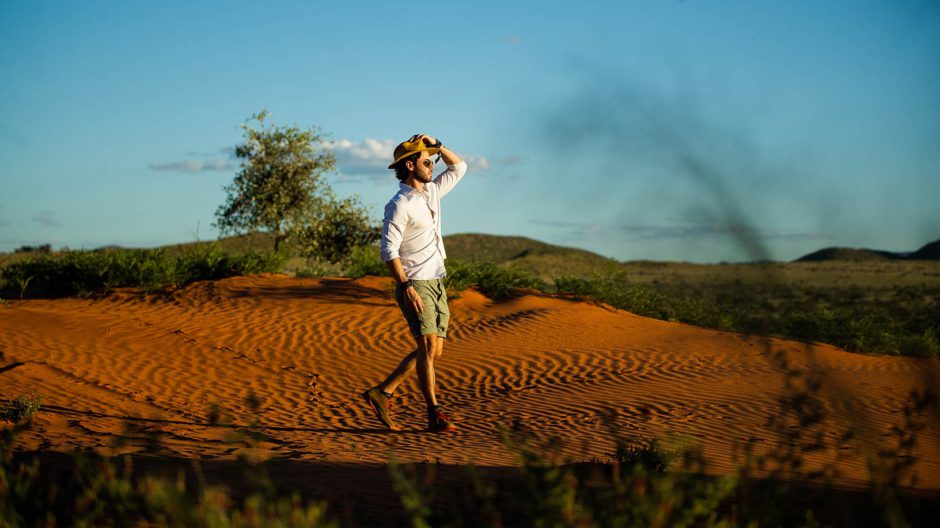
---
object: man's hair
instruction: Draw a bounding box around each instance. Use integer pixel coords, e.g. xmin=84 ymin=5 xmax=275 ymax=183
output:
xmin=392 ymin=152 xmax=421 ymax=181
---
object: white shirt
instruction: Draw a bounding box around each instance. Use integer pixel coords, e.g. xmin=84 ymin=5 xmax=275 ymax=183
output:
xmin=380 ymin=161 xmax=468 ymax=280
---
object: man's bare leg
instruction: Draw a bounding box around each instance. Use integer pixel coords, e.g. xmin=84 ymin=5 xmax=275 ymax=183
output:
xmin=415 ymin=334 xmax=438 ymax=408
xmin=378 ymin=349 xmax=417 ymax=394
xmin=425 ymin=335 xmax=456 ymax=432
xmin=367 ymin=334 xmax=453 ymax=431
xmin=378 ymin=334 xmax=445 ymax=394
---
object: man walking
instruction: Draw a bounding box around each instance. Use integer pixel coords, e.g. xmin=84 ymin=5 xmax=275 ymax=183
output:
xmin=363 ymin=133 xmax=467 ymax=433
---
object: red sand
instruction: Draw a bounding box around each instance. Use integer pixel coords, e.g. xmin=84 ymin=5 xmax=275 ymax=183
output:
xmin=2 ymin=275 xmax=938 ymax=490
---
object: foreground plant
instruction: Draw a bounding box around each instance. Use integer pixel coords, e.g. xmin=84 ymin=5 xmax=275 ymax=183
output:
xmin=0 ymin=425 xmax=336 ymax=528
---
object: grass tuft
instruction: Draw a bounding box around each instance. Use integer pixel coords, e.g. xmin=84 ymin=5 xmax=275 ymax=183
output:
xmin=0 ymin=392 xmax=43 ymax=424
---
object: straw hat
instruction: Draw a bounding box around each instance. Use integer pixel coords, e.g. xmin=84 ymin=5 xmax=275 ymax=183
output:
xmin=388 ymin=139 xmax=440 ymax=169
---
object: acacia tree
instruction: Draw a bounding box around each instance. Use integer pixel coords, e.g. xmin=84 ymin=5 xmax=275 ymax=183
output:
xmin=214 ymin=111 xmax=336 ymax=252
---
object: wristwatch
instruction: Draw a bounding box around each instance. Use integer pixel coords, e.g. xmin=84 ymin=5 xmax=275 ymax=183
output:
xmin=402 ymin=279 xmax=415 ymax=290
xmin=431 ymin=139 xmax=443 ymax=149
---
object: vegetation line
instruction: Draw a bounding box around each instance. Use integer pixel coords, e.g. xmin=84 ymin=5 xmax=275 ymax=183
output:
xmin=1 ymin=242 xmax=937 ymax=359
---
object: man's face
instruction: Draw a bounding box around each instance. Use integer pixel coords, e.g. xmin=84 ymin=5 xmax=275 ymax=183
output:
xmin=410 ymin=151 xmax=436 ymax=183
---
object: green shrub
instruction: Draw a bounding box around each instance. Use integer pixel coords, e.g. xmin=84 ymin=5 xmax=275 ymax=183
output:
xmin=0 ymin=246 xmax=287 ymax=297
xmin=0 ymin=392 xmax=43 ymax=424
xmin=228 ymin=248 xmax=289 ymax=276
xmin=552 ymin=275 xmax=597 ymax=297
xmin=295 ymin=257 xmax=339 ymax=278
xmin=293 ymin=196 xmax=380 ymax=264
xmin=342 ymin=245 xmax=386 ymax=277
xmin=492 ymin=428 xmax=737 ymax=527
xmin=898 ymin=327 xmax=940 ymax=358
xmin=446 ymin=260 xmax=547 ymax=301
xmin=610 ymin=439 xmax=675 ymax=473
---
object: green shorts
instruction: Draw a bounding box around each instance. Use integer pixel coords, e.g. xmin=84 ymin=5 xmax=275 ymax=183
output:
xmin=396 ymin=278 xmax=450 ymax=339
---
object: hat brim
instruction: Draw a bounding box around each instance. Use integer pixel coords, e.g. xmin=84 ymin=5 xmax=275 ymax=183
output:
xmin=387 ymin=147 xmax=440 ymax=169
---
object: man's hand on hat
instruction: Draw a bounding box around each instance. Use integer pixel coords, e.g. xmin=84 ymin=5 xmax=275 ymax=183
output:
xmin=409 ymin=133 xmax=438 ymax=147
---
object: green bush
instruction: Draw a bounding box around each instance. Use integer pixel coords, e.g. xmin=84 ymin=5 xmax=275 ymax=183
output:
xmin=342 ymin=245 xmax=387 ymax=277
xmin=293 ymin=196 xmax=380 ymax=264
xmin=552 ymin=275 xmax=597 ymax=297
xmin=898 ymin=327 xmax=940 ymax=358
xmin=295 ymin=257 xmax=340 ymax=278
xmin=0 ymin=246 xmax=287 ymax=297
xmin=446 ymin=260 xmax=547 ymax=301
xmin=0 ymin=392 xmax=43 ymax=424
xmin=610 ymin=439 xmax=675 ymax=473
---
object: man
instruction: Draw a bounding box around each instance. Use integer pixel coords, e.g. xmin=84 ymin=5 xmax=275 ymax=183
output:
xmin=362 ymin=133 xmax=467 ymax=433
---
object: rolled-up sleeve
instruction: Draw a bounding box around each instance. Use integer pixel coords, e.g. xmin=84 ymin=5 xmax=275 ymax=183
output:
xmin=434 ymin=160 xmax=468 ymax=198
xmin=380 ymin=198 xmax=408 ymax=262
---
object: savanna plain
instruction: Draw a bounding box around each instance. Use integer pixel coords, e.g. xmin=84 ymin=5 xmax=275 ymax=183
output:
xmin=1 ymin=234 xmax=938 ymax=527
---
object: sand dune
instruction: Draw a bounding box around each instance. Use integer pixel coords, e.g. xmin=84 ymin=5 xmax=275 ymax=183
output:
xmin=2 ymin=275 xmax=938 ymax=490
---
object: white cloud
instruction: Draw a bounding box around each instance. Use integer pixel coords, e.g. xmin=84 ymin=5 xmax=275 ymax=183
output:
xmin=331 ymin=138 xmax=492 ymax=180
xmin=330 ymin=138 xmax=396 ymax=175
xmin=149 ymin=159 xmax=233 ymax=172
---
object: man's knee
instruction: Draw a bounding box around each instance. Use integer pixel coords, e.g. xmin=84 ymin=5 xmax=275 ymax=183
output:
xmin=417 ymin=334 xmax=437 ymax=357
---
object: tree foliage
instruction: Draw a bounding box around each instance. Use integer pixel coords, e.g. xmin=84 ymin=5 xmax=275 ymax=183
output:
xmin=292 ymin=195 xmax=380 ymax=263
xmin=214 ymin=111 xmax=337 ymax=251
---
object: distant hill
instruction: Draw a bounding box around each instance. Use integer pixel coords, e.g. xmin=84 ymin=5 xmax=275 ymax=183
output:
xmin=795 ymin=247 xmax=904 ymax=262
xmin=442 ymin=233 xmax=620 ymax=278
xmin=795 ymin=238 xmax=939 ymax=262
xmin=911 ymin=239 xmax=940 ymax=260
xmin=443 ymin=233 xmax=609 ymax=263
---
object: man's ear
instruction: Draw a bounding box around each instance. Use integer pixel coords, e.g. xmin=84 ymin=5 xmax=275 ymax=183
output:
xmin=404 ymin=160 xmax=414 ymax=171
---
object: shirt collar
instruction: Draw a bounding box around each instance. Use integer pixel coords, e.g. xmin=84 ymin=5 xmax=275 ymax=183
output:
xmin=399 ymin=181 xmax=428 ymax=196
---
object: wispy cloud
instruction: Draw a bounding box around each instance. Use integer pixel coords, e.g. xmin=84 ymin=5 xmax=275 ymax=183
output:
xmin=149 ymin=159 xmax=233 ymax=172
xmin=618 ymin=223 xmax=824 ymax=241
xmin=463 ymin=154 xmax=491 ymax=171
xmin=533 ymin=220 xmax=824 ymax=241
xmin=33 ymin=211 xmax=61 ymax=227
xmin=497 ymin=155 xmax=525 ymax=166
xmin=503 ymin=36 xmax=522 ymax=45
xmin=532 ymin=220 xmax=610 ymax=238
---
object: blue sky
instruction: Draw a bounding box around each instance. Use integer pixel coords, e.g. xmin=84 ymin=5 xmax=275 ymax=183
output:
xmin=1 ymin=0 xmax=937 ymax=262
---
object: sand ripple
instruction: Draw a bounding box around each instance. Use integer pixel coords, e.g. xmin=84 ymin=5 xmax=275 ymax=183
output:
xmin=1 ymin=275 xmax=938 ymax=488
